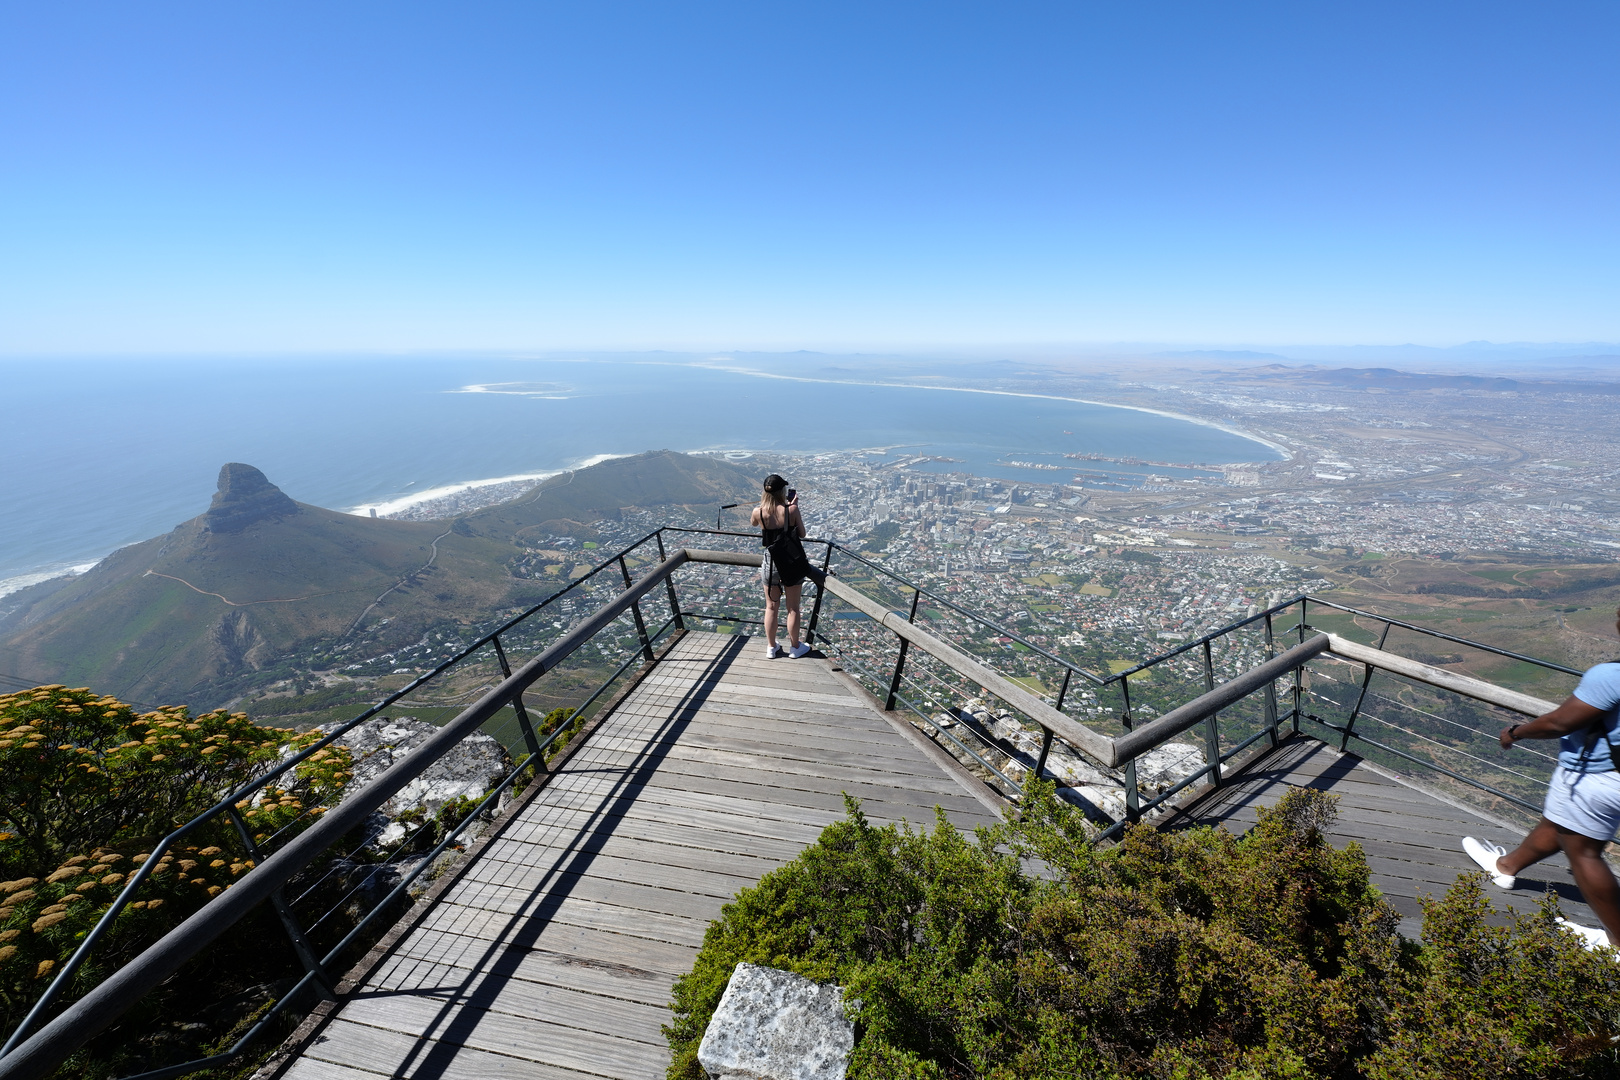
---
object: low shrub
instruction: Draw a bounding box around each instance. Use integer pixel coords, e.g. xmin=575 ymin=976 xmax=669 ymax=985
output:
xmin=0 ymin=685 xmax=353 ymax=1077
xmin=666 ymin=784 xmax=1620 ymax=1079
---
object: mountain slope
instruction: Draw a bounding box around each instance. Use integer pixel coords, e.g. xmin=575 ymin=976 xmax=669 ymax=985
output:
xmin=0 ymin=452 xmax=760 ymax=707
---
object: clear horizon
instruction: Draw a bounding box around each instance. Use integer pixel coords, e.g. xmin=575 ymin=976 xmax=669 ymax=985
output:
xmin=2 ymin=2 xmax=1617 ymax=352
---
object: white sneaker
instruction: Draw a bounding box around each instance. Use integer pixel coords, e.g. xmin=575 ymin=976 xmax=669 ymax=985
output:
xmin=1462 ymin=836 xmax=1515 ymax=889
xmin=1556 ymin=917 xmax=1611 ymax=951
xmin=766 ymin=643 xmax=783 ymax=659
xmin=788 ymin=643 xmax=812 ymax=658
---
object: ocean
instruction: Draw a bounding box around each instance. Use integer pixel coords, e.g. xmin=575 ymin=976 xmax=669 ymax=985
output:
xmin=0 ymin=356 xmax=1282 ymax=593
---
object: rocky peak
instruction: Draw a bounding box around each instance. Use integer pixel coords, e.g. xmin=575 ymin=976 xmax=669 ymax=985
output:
xmin=205 ymin=463 xmax=299 ymax=534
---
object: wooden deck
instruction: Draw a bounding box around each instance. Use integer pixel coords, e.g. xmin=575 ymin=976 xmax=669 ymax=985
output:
xmin=1170 ymin=734 xmax=1603 ymax=936
xmin=273 ymin=631 xmax=1002 ymax=1080
xmin=268 ymin=632 xmax=1606 ymax=1079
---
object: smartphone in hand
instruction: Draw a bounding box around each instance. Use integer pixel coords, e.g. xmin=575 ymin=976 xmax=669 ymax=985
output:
xmin=786 ymin=488 xmax=797 ymax=503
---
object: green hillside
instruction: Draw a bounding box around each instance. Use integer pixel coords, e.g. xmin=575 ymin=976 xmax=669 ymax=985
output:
xmin=0 ymin=452 xmax=759 ymax=709
xmin=457 ymin=450 xmax=760 ymax=542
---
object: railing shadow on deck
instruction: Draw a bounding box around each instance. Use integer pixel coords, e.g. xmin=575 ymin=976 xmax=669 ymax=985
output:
xmin=343 ymin=634 xmax=746 ymax=1080
xmin=0 ymin=524 xmax=1584 ymax=1080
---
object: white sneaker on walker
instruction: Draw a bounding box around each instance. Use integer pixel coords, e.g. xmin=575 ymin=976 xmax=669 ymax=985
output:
xmin=1462 ymin=836 xmax=1515 ymax=889
xmin=766 ymin=643 xmax=783 ymax=659
xmin=788 ymin=642 xmax=812 ymax=658
xmin=1556 ymin=917 xmax=1610 ymax=951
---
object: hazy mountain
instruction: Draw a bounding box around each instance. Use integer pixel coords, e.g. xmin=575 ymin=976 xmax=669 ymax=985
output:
xmin=0 ymin=452 xmax=758 ymax=708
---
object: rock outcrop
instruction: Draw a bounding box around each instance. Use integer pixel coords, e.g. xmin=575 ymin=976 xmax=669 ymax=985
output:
xmin=698 ymin=963 xmax=854 ymax=1080
xmin=318 ymin=715 xmax=510 ymax=818
xmin=204 ymin=463 xmax=300 ymax=533
xmin=941 ymin=698 xmax=1206 ymax=823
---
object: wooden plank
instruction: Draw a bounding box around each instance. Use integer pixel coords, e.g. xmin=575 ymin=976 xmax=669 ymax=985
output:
xmin=280 ymin=1057 xmax=401 ymax=1080
xmin=585 ymin=733 xmax=980 ymax=791
xmin=499 ymin=795 xmax=827 ymax=849
xmin=461 ymin=848 xmax=758 ymax=901
xmin=337 ymin=992 xmax=670 ymax=1076
xmin=540 ymin=770 xmax=977 ymax=832
xmin=497 ymin=804 xmax=811 ymax=863
xmin=345 ymin=956 xmax=669 ymax=1040
xmin=448 ymin=868 xmax=725 ymax=923
xmin=299 ymin=1017 xmax=624 ymax=1079
xmin=390 ymin=935 xmax=691 ymax=1005
xmin=478 ymin=830 xmax=790 ymax=881
xmin=422 ymin=894 xmax=710 ymax=949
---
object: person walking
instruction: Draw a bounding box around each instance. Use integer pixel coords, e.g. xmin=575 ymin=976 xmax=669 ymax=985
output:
xmin=1463 ymin=605 xmax=1620 ymax=949
xmin=751 ymin=474 xmax=812 ymax=659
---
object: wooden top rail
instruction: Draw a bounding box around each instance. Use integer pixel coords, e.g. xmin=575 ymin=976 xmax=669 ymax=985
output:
xmin=682 ymin=551 xmax=1567 ymax=771
xmin=1325 ymin=634 xmax=1559 ymax=718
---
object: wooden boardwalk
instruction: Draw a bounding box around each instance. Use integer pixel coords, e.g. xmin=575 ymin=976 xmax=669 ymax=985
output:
xmin=274 ymin=631 xmax=1002 ymax=1080
xmin=1170 ymin=735 xmax=1602 ymax=936
xmin=268 ymin=631 xmax=1606 ymax=1079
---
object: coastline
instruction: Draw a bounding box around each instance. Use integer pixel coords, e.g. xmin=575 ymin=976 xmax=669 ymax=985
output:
xmin=2 ymin=367 xmax=1279 ymax=600
xmin=691 ymin=361 xmax=1294 ymax=461
xmin=0 ymin=560 xmax=100 ymax=601
xmin=345 ymin=453 xmax=627 ymax=518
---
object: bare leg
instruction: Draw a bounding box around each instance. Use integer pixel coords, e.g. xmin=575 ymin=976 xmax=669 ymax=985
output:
xmin=785 ymin=583 xmax=803 ymax=647
xmin=1498 ymin=817 xmax=1563 ymax=877
xmin=765 ymin=584 xmax=782 ymax=648
xmin=1556 ymin=826 xmax=1620 ymax=943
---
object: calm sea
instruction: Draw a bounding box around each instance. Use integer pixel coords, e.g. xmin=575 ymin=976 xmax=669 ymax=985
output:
xmin=0 ymin=356 xmax=1280 ymax=591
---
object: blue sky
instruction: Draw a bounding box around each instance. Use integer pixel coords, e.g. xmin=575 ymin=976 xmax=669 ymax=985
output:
xmin=1 ymin=2 xmax=1615 ymax=352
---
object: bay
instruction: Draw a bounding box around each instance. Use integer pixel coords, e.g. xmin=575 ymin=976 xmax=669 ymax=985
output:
xmin=0 ymin=356 xmax=1280 ymax=589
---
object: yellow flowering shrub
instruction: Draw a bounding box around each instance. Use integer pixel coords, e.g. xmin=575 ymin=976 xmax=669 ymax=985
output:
xmin=0 ymin=686 xmax=352 ymax=1051
xmin=0 ymin=686 xmax=350 ymax=875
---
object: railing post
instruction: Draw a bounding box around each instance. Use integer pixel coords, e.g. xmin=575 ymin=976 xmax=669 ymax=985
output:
xmin=1341 ymin=620 xmax=1394 ymax=752
xmin=884 ymin=589 xmax=922 ymax=711
xmin=805 ymin=542 xmax=835 ymax=645
xmin=619 ymin=555 xmax=656 ymax=662
xmin=1263 ymin=611 xmax=1280 ymax=747
xmin=655 ymin=531 xmax=685 ymax=631
xmin=1292 ymin=599 xmax=1307 ymax=734
xmin=1119 ymin=677 xmax=1141 ymax=823
xmin=492 ymin=636 xmax=546 ymax=768
xmin=224 ymin=807 xmax=336 ymax=1001
xmin=1023 ymin=669 xmax=1070 ymax=795
xmin=1201 ymin=639 xmax=1222 ymax=787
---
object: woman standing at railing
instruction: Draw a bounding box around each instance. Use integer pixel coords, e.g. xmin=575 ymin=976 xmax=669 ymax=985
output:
xmin=1464 ymin=605 xmax=1620 ymax=950
xmin=752 ymin=474 xmax=813 ymax=659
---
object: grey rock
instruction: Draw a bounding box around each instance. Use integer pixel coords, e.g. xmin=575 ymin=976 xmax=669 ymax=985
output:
xmin=205 ymin=463 xmax=299 ymax=533
xmin=317 ymin=716 xmax=510 ymax=818
xmin=697 ymin=963 xmax=854 ymax=1080
xmin=953 ymin=697 xmax=1206 ymax=822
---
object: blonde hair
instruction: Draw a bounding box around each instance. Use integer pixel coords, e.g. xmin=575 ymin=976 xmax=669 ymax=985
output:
xmin=760 ymin=474 xmax=788 ymax=510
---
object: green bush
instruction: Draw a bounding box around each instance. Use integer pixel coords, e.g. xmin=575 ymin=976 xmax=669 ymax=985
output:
xmin=666 ymin=785 xmax=1620 ymax=1079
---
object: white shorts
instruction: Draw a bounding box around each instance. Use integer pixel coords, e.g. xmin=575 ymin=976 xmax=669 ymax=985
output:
xmin=1543 ymin=766 xmax=1620 ymax=842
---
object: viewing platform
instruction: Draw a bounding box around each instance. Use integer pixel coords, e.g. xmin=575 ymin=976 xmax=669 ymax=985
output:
xmin=261 ymin=640 xmax=1598 ymax=1078
xmin=0 ymin=533 xmax=1597 ymax=1080
xmin=268 ymin=631 xmax=1001 ymax=1080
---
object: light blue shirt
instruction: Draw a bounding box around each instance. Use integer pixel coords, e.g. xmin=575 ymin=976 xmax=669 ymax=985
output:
xmin=1557 ymin=662 xmax=1620 ymax=772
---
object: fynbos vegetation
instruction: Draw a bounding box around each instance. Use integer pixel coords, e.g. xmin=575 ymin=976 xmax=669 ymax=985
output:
xmin=0 ymin=686 xmax=351 ymax=1078
xmin=667 ymin=785 xmax=1620 ymax=1079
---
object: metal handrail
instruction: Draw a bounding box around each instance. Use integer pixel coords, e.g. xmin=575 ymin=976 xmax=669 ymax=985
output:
xmin=0 ymin=528 xmax=677 ymax=1066
xmin=0 ymin=548 xmax=694 ymax=1080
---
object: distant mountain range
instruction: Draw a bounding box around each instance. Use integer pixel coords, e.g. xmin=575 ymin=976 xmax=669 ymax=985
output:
xmin=0 ymin=451 xmax=758 ymax=708
xmin=1231 ymin=364 xmax=1620 ymax=396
